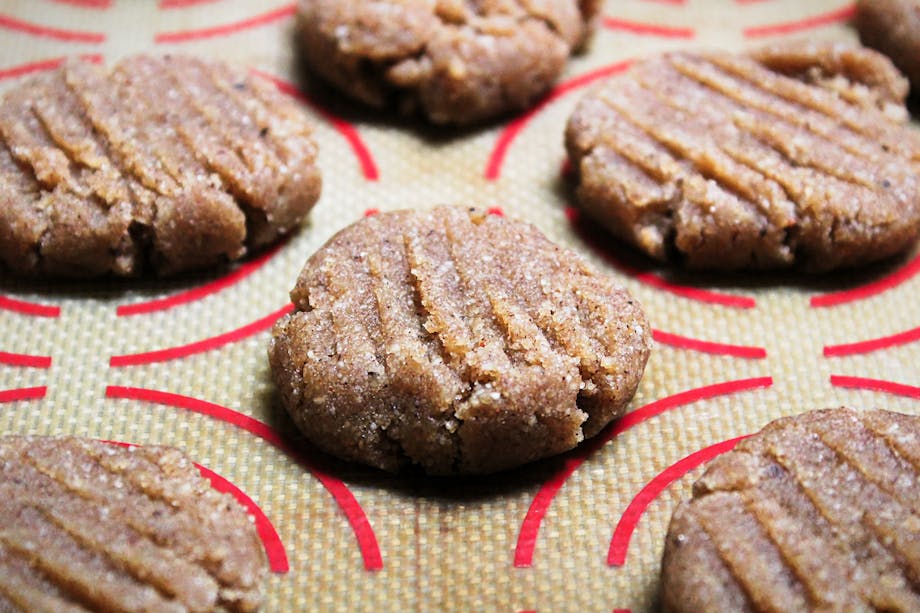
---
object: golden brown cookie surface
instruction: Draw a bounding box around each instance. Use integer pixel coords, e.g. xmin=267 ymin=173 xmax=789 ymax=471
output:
xmin=0 ymin=435 xmax=268 ymax=612
xmin=269 ymin=206 xmax=650 ymax=475
xmin=296 ymin=0 xmax=599 ymax=125
xmin=566 ymin=42 xmax=920 ymax=271
xmin=0 ymin=55 xmax=321 ymax=278
xmin=660 ymin=408 xmax=920 ymax=612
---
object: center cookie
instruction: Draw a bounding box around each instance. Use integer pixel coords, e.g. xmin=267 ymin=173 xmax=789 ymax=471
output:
xmin=296 ymin=0 xmax=600 ymax=125
xmin=269 ymin=206 xmax=650 ymax=475
xmin=566 ymin=42 xmax=920 ymax=271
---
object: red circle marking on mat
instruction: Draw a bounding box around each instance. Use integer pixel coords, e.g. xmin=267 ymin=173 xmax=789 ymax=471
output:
xmin=105 ymin=386 xmax=384 ymax=571
xmin=0 ymin=386 xmax=47 ymax=403
xmin=601 ymin=17 xmax=695 ymax=39
xmin=607 ymin=435 xmax=749 ymax=567
xmin=652 ymin=329 xmax=766 ymax=359
xmin=0 ymin=351 xmax=51 ymax=369
xmin=0 ymin=295 xmax=60 ymax=317
xmin=0 ymin=13 xmax=105 ymax=43
xmin=829 ymin=375 xmax=920 ymax=400
xmin=824 ymin=325 xmax=920 ymax=357
xmin=484 ymin=60 xmax=632 ymax=181
xmin=105 ymin=439 xmax=288 ymax=572
xmin=48 ymin=0 xmax=111 ymax=8
xmin=252 ymin=70 xmax=380 ymax=181
xmin=116 ymin=241 xmax=286 ymax=317
xmin=159 ymin=0 xmax=223 ymax=8
xmin=0 ymin=54 xmax=103 ymax=82
xmin=811 ymin=253 xmax=920 ymax=308
xmin=743 ymin=3 xmax=856 ymax=38
xmin=109 ymin=303 xmax=294 ymax=367
xmin=565 ymin=207 xmax=757 ymax=309
xmin=195 ymin=464 xmax=289 ymax=573
xmin=513 ymin=377 xmax=772 ymax=568
xmin=154 ymin=3 xmax=296 ymax=43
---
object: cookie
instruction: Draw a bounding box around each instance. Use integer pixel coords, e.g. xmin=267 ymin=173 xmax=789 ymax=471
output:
xmin=0 ymin=435 xmax=268 ymax=612
xmin=858 ymin=0 xmax=920 ymax=90
xmin=660 ymin=408 xmax=920 ymax=612
xmin=296 ymin=0 xmax=600 ymax=125
xmin=0 ymin=55 xmax=321 ymax=278
xmin=269 ymin=205 xmax=650 ymax=475
xmin=565 ymin=41 xmax=920 ymax=271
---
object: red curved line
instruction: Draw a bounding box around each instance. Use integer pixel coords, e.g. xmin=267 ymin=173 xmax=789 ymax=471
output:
xmin=602 ymin=17 xmax=694 ymax=39
xmin=109 ymin=303 xmax=294 ymax=367
xmin=116 ymin=241 xmax=285 ymax=317
xmin=0 ymin=351 xmax=51 ymax=369
xmin=104 ymin=438 xmax=288 ymax=572
xmin=0 ymin=54 xmax=103 ymax=82
xmin=743 ymin=3 xmax=856 ymax=38
xmin=0 ymin=13 xmax=105 ymax=43
xmin=513 ymin=377 xmax=772 ymax=567
xmin=829 ymin=375 xmax=920 ymax=400
xmin=565 ymin=207 xmax=757 ymax=309
xmin=251 ymin=70 xmax=380 ymax=181
xmin=49 ymin=0 xmax=111 ymax=7
xmin=824 ymin=325 xmax=920 ymax=357
xmin=607 ymin=435 xmax=748 ymax=566
xmin=0 ymin=296 xmax=60 ymax=317
xmin=105 ymin=386 xmax=383 ymax=570
xmin=652 ymin=329 xmax=766 ymax=359
xmin=364 ymin=208 xmax=380 ymax=217
xmin=154 ymin=3 xmax=295 ymax=43
xmin=811 ymin=253 xmax=920 ymax=308
xmin=485 ymin=60 xmax=632 ymax=180
xmin=160 ymin=0 xmax=223 ymax=8
xmin=0 ymin=386 xmax=47 ymax=403
xmin=195 ymin=464 xmax=288 ymax=573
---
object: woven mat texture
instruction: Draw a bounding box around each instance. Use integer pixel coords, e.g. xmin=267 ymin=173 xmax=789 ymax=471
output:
xmin=0 ymin=0 xmax=917 ymax=611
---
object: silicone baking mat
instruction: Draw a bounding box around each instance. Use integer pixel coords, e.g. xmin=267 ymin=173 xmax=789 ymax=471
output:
xmin=0 ymin=0 xmax=917 ymax=610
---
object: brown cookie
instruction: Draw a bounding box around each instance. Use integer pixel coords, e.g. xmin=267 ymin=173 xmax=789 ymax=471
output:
xmin=660 ymin=408 xmax=920 ymax=612
xmin=565 ymin=41 xmax=920 ymax=271
xmin=0 ymin=55 xmax=322 ymax=278
xmin=858 ymin=0 xmax=920 ymax=90
xmin=0 ymin=435 xmax=268 ymax=612
xmin=269 ymin=206 xmax=650 ymax=475
xmin=296 ymin=0 xmax=600 ymax=125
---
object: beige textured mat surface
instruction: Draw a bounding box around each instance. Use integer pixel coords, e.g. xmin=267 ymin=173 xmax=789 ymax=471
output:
xmin=0 ymin=1 xmax=917 ymax=611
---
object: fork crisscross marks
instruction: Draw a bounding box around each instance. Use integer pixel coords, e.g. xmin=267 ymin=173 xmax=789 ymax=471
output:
xmin=270 ymin=207 xmax=649 ymax=474
xmin=0 ymin=437 xmax=267 ymax=612
xmin=567 ymin=46 xmax=920 ymax=271
xmin=663 ymin=410 xmax=920 ymax=613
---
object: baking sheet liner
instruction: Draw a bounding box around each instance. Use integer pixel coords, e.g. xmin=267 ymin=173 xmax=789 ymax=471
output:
xmin=0 ymin=0 xmax=917 ymax=610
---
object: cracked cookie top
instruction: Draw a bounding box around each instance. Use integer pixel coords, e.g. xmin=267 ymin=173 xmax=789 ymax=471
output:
xmin=296 ymin=0 xmax=600 ymax=125
xmin=269 ymin=205 xmax=650 ymax=475
xmin=0 ymin=55 xmax=321 ymax=278
xmin=565 ymin=41 xmax=920 ymax=272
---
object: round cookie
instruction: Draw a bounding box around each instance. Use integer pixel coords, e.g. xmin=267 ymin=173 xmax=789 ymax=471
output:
xmin=660 ymin=408 xmax=920 ymax=612
xmin=269 ymin=206 xmax=650 ymax=475
xmin=0 ymin=435 xmax=268 ymax=612
xmin=0 ymin=55 xmax=322 ymax=278
xmin=296 ymin=0 xmax=600 ymax=125
xmin=858 ymin=0 xmax=920 ymax=90
xmin=565 ymin=41 xmax=920 ymax=271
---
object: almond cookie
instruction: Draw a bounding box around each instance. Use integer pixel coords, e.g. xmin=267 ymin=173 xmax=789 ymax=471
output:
xmin=0 ymin=55 xmax=321 ymax=278
xmin=296 ymin=0 xmax=600 ymax=125
xmin=566 ymin=42 xmax=920 ymax=271
xmin=661 ymin=408 xmax=920 ymax=612
xmin=269 ymin=206 xmax=650 ymax=475
xmin=858 ymin=0 xmax=920 ymax=90
xmin=0 ymin=435 xmax=268 ymax=612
